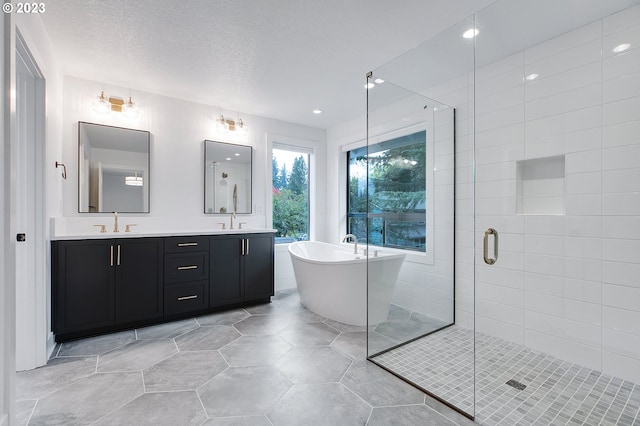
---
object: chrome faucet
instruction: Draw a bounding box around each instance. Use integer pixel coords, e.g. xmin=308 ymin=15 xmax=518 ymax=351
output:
xmin=230 ymin=212 xmax=236 ymax=229
xmin=342 ymin=234 xmax=358 ymax=254
xmin=113 ymin=211 xmax=119 ymax=233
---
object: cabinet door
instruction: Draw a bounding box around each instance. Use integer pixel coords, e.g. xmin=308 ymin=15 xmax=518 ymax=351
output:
xmin=115 ymin=238 xmax=163 ymax=323
xmin=210 ymin=235 xmax=243 ymax=307
xmin=53 ymin=240 xmax=115 ymax=335
xmin=243 ymin=234 xmax=274 ymax=301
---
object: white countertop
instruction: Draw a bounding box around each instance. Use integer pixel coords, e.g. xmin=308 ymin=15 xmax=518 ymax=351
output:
xmin=51 ymin=228 xmax=276 ymax=241
xmin=50 ymin=217 xmax=275 ymax=240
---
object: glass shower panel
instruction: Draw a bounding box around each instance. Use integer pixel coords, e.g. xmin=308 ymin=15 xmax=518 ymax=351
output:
xmin=364 ymin=76 xmax=469 ymax=414
xmin=363 ymin=13 xmax=476 ymax=418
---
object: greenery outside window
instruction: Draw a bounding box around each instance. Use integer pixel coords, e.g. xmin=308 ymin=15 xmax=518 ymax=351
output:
xmin=347 ymin=130 xmax=427 ymax=252
xmin=272 ymin=146 xmax=310 ymax=243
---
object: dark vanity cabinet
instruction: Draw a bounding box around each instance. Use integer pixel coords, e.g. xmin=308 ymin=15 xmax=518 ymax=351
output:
xmin=52 ymin=238 xmax=163 ymax=340
xmin=210 ymin=233 xmax=274 ymax=307
xmin=52 ymin=232 xmax=275 ymax=342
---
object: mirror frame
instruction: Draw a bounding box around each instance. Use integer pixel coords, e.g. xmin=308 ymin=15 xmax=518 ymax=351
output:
xmin=204 ymin=140 xmax=253 ymax=214
xmin=78 ymin=121 xmax=151 ymax=213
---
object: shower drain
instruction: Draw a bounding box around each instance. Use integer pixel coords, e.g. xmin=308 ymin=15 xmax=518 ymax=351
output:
xmin=505 ymin=379 xmax=527 ymax=391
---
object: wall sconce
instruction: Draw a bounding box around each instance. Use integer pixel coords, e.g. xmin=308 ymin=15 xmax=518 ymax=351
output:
xmin=216 ymin=114 xmax=247 ymax=136
xmin=92 ymin=91 xmax=139 ymax=118
xmin=122 ymin=97 xmax=139 ymax=119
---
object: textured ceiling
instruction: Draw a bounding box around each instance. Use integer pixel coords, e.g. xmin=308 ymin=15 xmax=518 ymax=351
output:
xmin=40 ymin=0 xmax=496 ymax=129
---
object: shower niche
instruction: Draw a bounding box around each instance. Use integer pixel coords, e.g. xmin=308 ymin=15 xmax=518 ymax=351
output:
xmin=516 ymin=156 xmax=566 ymax=215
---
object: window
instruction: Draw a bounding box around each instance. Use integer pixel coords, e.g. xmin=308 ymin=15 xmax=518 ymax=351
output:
xmin=272 ymin=146 xmax=310 ymax=243
xmin=347 ymin=131 xmax=427 ymax=252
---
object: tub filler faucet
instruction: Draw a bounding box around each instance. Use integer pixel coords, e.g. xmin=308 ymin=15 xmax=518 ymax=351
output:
xmin=342 ymin=234 xmax=358 ymax=254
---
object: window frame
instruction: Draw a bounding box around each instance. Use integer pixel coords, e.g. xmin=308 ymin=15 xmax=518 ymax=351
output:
xmin=344 ymin=123 xmax=434 ymax=264
xmin=270 ymin=140 xmax=314 ymax=244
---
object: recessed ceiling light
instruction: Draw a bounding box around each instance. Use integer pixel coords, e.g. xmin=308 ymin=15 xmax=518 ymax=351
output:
xmin=613 ymin=43 xmax=631 ymax=53
xmin=226 ymin=157 xmax=231 ymax=161
xmin=463 ymin=28 xmax=479 ymax=39
xmin=234 ymin=153 xmax=240 ymax=156
xmin=525 ymin=73 xmax=539 ymax=81
xmin=312 ymin=109 xmax=322 ymax=114
xmin=374 ymin=78 xmax=385 ymax=84
xmin=365 ymin=82 xmax=375 ymax=89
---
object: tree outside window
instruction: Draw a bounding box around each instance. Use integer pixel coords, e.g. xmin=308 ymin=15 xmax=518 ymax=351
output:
xmin=347 ymin=131 xmax=427 ymax=252
xmin=272 ymin=147 xmax=310 ymax=243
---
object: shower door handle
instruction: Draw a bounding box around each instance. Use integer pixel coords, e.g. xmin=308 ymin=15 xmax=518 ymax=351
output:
xmin=483 ymin=228 xmax=498 ymax=265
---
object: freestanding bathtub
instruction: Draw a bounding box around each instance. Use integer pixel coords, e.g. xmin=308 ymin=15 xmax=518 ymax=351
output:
xmin=288 ymin=241 xmax=405 ymax=326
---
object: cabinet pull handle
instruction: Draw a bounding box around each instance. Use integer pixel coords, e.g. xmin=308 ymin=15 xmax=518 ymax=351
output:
xmin=177 ymin=295 xmax=198 ymax=301
xmin=241 ymin=238 xmax=245 ymax=256
xmin=483 ymin=228 xmax=498 ymax=265
xmin=117 ymin=244 xmax=121 ymax=266
xmin=246 ymin=238 xmax=249 ymax=255
xmin=177 ymin=242 xmax=198 ymax=247
xmin=110 ymin=245 xmax=114 ymax=267
xmin=177 ymin=265 xmax=198 ymax=270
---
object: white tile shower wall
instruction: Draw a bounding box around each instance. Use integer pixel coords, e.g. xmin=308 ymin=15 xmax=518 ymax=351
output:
xmin=465 ymin=5 xmax=640 ymax=383
xmin=390 ymin=103 xmax=456 ymax=322
xmin=441 ymin=72 xmax=475 ymax=329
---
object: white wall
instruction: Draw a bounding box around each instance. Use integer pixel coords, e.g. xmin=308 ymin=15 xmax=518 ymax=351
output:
xmin=61 ymin=76 xmax=325 ymax=225
xmin=471 ymin=5 xmax=640 ymax=383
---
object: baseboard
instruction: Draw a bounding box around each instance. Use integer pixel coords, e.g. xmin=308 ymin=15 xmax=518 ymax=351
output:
xmin=46 ymin=332 xmax=56 ymax=359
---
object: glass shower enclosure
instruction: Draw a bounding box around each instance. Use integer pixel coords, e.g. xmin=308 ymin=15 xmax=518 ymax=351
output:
xmin=366 ymin=0 xmax=640 ymax=424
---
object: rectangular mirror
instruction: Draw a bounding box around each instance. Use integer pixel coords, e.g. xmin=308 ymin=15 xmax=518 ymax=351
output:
xmin=204 ymin=140 xmax=252 ymax=214
xmin=78 ymin=122 xmax=150 ymax=213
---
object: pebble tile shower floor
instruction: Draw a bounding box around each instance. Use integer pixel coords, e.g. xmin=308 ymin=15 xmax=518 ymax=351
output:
xmin=15 ymin=290 xmax=474 ymax=426
xmin=372 ymin=326 xmax=640 ymax=425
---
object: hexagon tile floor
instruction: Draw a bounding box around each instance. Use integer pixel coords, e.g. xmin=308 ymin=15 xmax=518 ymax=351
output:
xmin=16 ymin=290 xmax=475 ymax=426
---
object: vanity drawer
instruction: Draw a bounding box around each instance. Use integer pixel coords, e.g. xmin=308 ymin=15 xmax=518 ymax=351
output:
xmin=164 ymin=236 xmax=209 ymax=254
xmin=164 ymin=251 xmax=209 ymax=284
xmin=164 ymin=281 xmax=208 ymax=315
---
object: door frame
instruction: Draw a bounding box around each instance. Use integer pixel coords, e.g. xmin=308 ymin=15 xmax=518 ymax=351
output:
xmin=1 ymin=12 xmax=16 ymax=426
